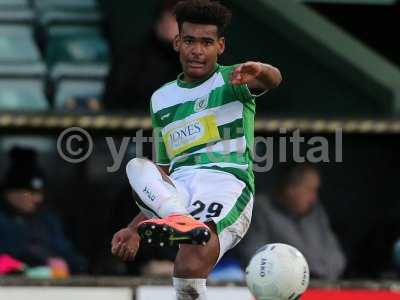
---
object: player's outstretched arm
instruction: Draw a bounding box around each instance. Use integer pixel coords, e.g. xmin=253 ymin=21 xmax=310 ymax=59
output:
xmin=230 ymin=61 xmax=282 ymax=91
xmin=111 ymin=212 xmax=147 ymax=261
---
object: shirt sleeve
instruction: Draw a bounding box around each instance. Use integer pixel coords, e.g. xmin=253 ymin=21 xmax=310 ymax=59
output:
xmin=151 ymin=103 xmax=170 ymax=166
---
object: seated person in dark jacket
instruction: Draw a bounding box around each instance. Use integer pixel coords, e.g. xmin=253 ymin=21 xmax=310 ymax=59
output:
xmin=0 ymin=147 xmax=87 ymax=274
xmin=239 ymin=163 xmax=346 ymax=280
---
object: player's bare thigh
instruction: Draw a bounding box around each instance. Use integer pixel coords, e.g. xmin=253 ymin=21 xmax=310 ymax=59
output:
xmin=173 ymin=222 xmax=220 ymax=278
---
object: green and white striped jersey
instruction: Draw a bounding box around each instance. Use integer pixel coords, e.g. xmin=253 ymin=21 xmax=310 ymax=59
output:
xmin=151 ymin=64 xmax=258 ymax=193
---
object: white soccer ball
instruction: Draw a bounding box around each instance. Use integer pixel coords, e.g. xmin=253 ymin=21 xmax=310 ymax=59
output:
xmin=245 ymin=243 xmax=310 ymax=300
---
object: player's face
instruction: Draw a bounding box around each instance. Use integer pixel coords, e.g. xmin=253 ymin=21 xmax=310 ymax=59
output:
xmin=174 ymin=22 xmax=225 ymax=82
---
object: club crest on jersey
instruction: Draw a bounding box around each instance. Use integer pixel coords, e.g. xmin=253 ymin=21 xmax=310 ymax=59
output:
xmin=194 ymin=95 xmax=209 ymax=112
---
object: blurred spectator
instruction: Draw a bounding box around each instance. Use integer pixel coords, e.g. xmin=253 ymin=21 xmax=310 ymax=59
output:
xmin=104 ymin=0 xmax=181 ymax=112
xmin=240 ymin=163 xmax=346 ymax=280
xmin=0 ymin=147 xmax=87 ymax=275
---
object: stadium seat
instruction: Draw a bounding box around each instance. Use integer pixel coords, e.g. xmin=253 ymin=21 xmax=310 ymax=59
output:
xmin=54 ymin=78 xmax=104 ymax=110
xmin=39 ymin=10 xmax=102 ymax=27
xmin=50 ymin=63 xmax=109 ymax=81
xmin=0 ymin=25 xmax=41 ymax=63
xmin=0 ymin=9 xmax=35 ymax=25
xmin=0 ymin=79 xmax=48 ymax=111
xmin=0 ymin=63 xmax=46 ymax=77
xmin=47 ymin=24 xmax=100 ymax=37
xmin=50 ymin=63 xmax=107 ymax=110
xmin=45 ymin=25 xmax=109 ymax=66
xmin=0 ymin=0 xmax=28 ymax=10
xmin=34 ymin=0 xmax=98 ymax=12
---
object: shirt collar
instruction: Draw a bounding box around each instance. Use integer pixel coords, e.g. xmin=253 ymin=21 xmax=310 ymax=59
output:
xmin=177 ymin=64 xmax=219 ymax=88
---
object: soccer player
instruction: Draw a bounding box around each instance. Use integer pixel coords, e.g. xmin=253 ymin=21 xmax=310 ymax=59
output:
xmin=111 ymin=0 xmax=282 ymax=298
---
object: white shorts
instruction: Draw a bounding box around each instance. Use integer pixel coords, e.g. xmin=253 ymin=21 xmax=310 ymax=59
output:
xmin=170 ymin=168 xmax=254 ymax=261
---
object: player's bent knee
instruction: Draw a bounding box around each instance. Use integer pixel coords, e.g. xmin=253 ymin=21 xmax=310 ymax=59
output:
xmin=126 ymin=158 xmax=151 ymax=175
xmin=126 ymin=158 xmax=160 ymax=183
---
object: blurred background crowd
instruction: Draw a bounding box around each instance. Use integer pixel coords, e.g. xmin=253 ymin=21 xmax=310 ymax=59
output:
xmin=0 ymin=0 xmax=400 ymax=282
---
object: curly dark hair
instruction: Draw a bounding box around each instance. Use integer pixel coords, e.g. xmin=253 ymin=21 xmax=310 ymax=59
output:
xmin=174 ymin=0 xmax=232 ymax=37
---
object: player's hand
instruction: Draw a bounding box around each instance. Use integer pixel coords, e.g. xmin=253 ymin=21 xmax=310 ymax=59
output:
xmin=111 ymin=227 xmax=140 ymax=261
xmin=230 ymin=61 xmax=262 ymax=85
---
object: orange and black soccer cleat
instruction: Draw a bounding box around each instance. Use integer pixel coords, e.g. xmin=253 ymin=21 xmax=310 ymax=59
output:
xmin=137 ymin=214 xmax=211 ymax=247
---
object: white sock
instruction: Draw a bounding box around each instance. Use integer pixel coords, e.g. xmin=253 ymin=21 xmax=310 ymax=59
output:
xmin=126 ymin=158 xmax=188 ymax=218
xmin=173 ymin=277 xmax=207 ymax=300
